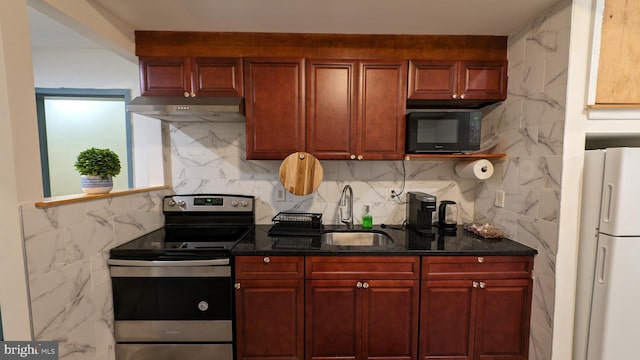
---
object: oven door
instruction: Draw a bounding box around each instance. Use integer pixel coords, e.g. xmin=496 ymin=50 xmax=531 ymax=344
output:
xmin=109 ymin=258 xmax=232 ymax=343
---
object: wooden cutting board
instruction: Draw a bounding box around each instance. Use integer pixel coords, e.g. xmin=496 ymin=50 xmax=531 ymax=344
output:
xmin=279 ymin=152 xmax=323 ymax=195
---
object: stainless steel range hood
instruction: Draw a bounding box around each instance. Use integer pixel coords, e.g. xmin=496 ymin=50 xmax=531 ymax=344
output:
xmin=127 ymin=96 xmax=245 ymax=122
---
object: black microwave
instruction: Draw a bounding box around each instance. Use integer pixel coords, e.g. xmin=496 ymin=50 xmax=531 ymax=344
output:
xmin=405 ymin=110 xmax=481 ymax=153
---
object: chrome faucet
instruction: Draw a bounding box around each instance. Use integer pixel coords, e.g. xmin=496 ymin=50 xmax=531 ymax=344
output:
xmin=339 ymin=184 xmax=354 ymax=228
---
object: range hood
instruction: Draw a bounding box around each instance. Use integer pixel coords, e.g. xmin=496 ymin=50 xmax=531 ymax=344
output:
xmin=127 ymin=96 xmax=245 ymax=122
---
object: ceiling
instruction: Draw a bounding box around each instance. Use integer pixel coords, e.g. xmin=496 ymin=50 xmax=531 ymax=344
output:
xmin=28 ymin=0 xmax=564 ymax=50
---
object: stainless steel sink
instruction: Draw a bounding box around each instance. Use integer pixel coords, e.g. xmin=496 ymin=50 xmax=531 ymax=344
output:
xmin=321 ymin=231 xmax=393 ymax=246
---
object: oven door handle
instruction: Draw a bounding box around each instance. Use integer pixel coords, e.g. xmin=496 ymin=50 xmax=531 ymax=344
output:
xmin=107 ymin=259 xmax=230 ymax=267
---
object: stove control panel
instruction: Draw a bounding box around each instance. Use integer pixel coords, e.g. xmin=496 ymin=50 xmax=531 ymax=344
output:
xmin=164 ymin=194 xmax=254 ymax=213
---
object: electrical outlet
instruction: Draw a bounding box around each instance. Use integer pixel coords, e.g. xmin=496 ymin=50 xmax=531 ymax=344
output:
xmin=276 ymin=187 xmax=286 ymax=202
xmin=388 ymin=188 xmax=398 ymax=201
xmin=494 ymin=190 xmax=505 ymax=208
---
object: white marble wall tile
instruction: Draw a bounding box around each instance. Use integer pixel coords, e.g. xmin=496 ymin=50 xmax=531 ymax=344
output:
xmin=85 ymin=197 xmax=128 ymax=217
xmin=21 ymin=203 xmax=84 ymax=238
xmin=529 ymin=317 xmax=553 ymax=360
xmin=90 ymin=252 xmax=111 ymax=290
xmin=531 ymin=250 xmax=556 ymax=330
xmin=503 ymin=184 xmax=539 ymax=218
xmin=30 ymin=269 xmax=70 ymax=339
xmin=94 ymin=320 xmax=115 ymax=360
xmin=25 ymin=228 xmax=66 ymax=277
xmin=503 ymin=127 xmax=538 ymax=156
xmin=538 ymin=189 xmax=560 ymax=222
xmin=22 ymin=190 xmax=167 ymax=358
xmin=59 ymin=321 xmax=96 ymax=360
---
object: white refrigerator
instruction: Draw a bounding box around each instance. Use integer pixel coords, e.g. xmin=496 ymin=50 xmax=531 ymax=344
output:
xmin=574 ymin=147 xmax=640 ymax=360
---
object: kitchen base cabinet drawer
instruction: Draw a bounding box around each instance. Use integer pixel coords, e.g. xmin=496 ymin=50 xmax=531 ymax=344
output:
xmin=306 ymin=256 xmax=420 ymax=279
xmin=422 ymin=256 xmax=533 ymax=280
xmin=235 ymin=256 xmax=304 ymax=279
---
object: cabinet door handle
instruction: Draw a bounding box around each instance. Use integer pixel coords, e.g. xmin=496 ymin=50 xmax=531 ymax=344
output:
xmin=472 ymin=281 xmax=479 ymax=288
xmin=183 ymin=91 xmax=190 ymax=97
xmin=452 ymin=94 xmax=458 ymax=99
xmin=350 ymin=154 xmax=356 ymax=160
xmin=234 ymin=283 xmax=241 ymax=290
xmin=190 ymin=92 xmax=196 ymax=97
xmin=362 ymin=282 xmax=369 ymax=289
xmin=479 ymin=281 xmax=486 ymax=289
xmin=263 ymin=256 xmax=271 ymax=264
xmin=356 ymin=281 xmax=363 ymax=288
xmin=460 ymin=93 xmax=466 ymax=99
xmin=357 ymin=155 xmax=363 ymax=160
xmin=477 ymin=257 xmax=484 ymax=263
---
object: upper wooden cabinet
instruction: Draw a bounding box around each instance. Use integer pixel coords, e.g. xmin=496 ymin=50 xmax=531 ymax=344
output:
xmin=306 ymin=59 xmax=406 ymax=161
xmin=139 ymin=56 xmax=243 ymax=97
xmin=244 ymin=58 xmax=306 ymax=160
xmin=408 ymin=60 xmax=507 ymax=103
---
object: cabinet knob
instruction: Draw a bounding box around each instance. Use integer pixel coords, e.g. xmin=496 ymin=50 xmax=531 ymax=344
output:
xmin=183 ymin=92 xmax=190 ymax=97
xmin=472 ymin=281 xmax=479 ymax=288
xmin=356 ymin=281 xmax=363 ymax=288
xmin=357 ymin=155 xmax=363 ymax=160
xmin=234 ymin=283 xmax=241 ymax=290
xmin=350 ymin=154 xmax=356 ymax=160
xmin=452 ymin=94 xmax=458 ymax=99
xmin=362 ymin=282 xmax=369 ymax=289
xmin=190 ymin=92 xmax=196 ymax=97
xmin=263 ymin=256 xmax=271 ymax=264
xmin=460 ymin=93 xmax=466 ymax=99
xmin=477 ymin=257 xmax=484 ymax=263
xmin=479 ymin=281 xmax=486 ymax=289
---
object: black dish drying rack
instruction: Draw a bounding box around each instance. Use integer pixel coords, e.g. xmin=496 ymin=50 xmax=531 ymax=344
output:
xmin=268 ymin=212 xmax=323 ymax=236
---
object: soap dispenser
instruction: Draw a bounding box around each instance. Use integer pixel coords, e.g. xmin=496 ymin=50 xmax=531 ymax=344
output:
xmin=362 ymin=205 xmax=373 ymax=228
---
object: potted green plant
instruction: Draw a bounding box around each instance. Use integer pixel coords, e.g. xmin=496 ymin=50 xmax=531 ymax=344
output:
xmin=74 ymin=147 xmax=121 ymax=194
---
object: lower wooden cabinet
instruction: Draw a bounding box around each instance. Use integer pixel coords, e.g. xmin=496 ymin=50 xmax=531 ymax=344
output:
xmin=419 ymin=256 xmax=533 ymax=360
xmin=235 ymin=256 xmax=304 ymax=360
xmin=305 ymin=256 xmax=420 ymax=360
xmin=234 ymin=255 xmax=533 ymax=360
xmin=306 ymin=279 xmax=419 ymax=360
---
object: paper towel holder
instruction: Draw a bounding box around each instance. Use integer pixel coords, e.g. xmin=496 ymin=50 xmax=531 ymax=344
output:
xmin=454 ymin=158 xmax=495 ymax=180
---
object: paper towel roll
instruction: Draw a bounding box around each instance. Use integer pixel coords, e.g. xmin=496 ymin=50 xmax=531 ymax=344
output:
xmin=455 ymin=159 xmax=494 ymax=180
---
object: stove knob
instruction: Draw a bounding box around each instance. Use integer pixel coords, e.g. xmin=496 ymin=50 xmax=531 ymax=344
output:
xmin=168 ymin=199 xmax=176 ymax=207
xmin=177 ymin=200 xmax=186 ymax=208
xmin=231 ymin=200 xmax=239 ymax=207
xmin=241 ymin=200 xmax=248 ymax=207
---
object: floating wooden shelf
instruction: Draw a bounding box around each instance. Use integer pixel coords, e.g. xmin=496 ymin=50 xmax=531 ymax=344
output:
xmin=404 ymin=153 xmax=506 ymax=160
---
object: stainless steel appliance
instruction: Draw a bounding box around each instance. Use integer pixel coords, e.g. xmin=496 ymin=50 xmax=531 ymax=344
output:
xmin=127 ymin=96 xmax=245 ymax=122
xmin=406 ymin=191 xmax=437 ymax=234
xmin=108 ymin=194 xmax=255 ymax=360
xmin=405 ymin=110 xmax=481 ymax=153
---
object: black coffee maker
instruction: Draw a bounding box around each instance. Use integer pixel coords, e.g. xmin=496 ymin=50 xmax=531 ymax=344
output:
xmin=406 ymin=192 xmax=437 ymax=234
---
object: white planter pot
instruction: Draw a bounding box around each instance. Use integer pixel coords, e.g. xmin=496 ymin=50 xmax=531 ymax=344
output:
xmin=80 ymin=175 xmax=113 ymax=194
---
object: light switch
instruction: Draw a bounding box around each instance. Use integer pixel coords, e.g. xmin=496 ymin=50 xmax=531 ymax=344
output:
xmin=494 ymin=190 xmax=505 ymax=208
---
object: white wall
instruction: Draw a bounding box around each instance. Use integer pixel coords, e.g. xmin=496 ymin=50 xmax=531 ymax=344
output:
xmin=0 ymin=0 xmax=43 ymax=340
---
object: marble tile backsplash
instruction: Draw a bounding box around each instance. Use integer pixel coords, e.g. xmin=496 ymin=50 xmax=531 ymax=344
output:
xmin=165 ymin=121 xmax=480 ymax=226
xmin=20 ymin=190 xmax=166 ymax=360
xmin=475 ymin=1 xmax=571 ymax=360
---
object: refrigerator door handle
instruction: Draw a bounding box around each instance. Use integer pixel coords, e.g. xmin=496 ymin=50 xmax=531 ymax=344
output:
xmin=602 ymin=183 xmax=613 ymax=224
xmin=597 ymin=244 xmax=608 ymax=284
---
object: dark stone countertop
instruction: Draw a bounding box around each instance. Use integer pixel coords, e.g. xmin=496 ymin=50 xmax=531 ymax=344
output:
xmin=231 ymin=224 xmax=538 ymax=257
